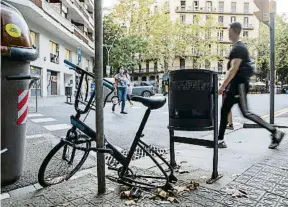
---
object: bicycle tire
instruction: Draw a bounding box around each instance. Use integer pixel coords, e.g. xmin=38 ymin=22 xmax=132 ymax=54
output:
xmin=38 ymin=135 xmax=91 ymax=187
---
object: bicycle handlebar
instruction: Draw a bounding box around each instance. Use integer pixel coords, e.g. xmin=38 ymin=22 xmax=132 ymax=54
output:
xmin=64 ymin=59 xmax=114 ymax=90
xmin=64 ymin=59 xmax=115 ymax=114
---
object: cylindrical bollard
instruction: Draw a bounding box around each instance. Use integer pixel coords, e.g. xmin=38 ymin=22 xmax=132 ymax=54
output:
xmin=1 ymin=1 xmax=38 ymax=186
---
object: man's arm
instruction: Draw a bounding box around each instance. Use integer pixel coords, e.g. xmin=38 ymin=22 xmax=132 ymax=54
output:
xmin=218 ymin=58 xmax=242 ymax=94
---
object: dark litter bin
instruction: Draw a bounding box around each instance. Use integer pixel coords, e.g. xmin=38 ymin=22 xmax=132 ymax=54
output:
xmin=1 ymin=1 xmax=38 ymax=186
xmin=168 ymin=70 xmax=214 ymax=130
xmin=168 ymin=69 xmax=222 ymax=184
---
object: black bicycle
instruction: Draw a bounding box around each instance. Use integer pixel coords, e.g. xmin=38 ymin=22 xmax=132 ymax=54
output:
xmin=38 ymin=60 xmax=177 ymax=190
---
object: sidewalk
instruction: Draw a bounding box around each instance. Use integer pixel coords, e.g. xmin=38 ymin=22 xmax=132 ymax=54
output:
xmin=2 ymin=116 xmax=288 ymax=206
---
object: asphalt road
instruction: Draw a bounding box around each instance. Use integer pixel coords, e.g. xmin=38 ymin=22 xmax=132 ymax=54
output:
xmin=27 ymin=94 xmax=288 ymax=149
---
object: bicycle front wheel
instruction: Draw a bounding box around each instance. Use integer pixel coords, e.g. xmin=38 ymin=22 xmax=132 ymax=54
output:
xmin=38 ymin=135 xmax=91 ymax=187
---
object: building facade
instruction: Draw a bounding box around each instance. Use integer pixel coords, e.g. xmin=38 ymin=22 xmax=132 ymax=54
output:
xmin=131 ymin=0 xmax=260 ymax=82
xmin=7 ymin=0 xmax=95 ymax=97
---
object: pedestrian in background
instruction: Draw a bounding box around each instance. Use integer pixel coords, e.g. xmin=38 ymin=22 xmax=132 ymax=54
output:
xmin=114 ymin=66 xmax=129 ymax=114
xmin=124 ymin=69 xmax=133 ymax=106
xmin=217 ymin=22 xmax=285 ymax=149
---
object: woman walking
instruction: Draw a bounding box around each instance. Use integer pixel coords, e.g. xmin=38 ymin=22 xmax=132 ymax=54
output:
xmin=114 ymin=66 xmax=129 ymax=114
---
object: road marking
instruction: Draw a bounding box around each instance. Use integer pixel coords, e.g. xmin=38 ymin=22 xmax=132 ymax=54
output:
xmin=260 ymin=107 xmax=288 ymax=119
xmin=43 ymin=124 xmax=71 ymax=131
xmin=30 ymin=118 xmax=56 ymax=123
xmin=131 ymin=106 xmax=141 ymax=109
xmin=26 ymin=133 xmax=53 ymax=139
xmin=27 ymin=114 xmax=43 ymax=118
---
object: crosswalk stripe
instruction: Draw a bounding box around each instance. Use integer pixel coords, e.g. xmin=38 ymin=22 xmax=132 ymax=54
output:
xmin=43 ymin=124 xmax=71 ymax=131
xmin=28 ymin=114 xmax=44 ymax=118
xmin=30 ymin=118 xmax=56 ymax=123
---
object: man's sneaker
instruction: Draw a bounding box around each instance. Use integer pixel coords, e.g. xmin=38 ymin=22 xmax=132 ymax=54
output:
xmin=269 ymin=130 xmax=285 ymax=149
xmin=218 ymin=140 xmax=227 ymax=148
xmin=226 ymin=124 xmax=234 ymax=130
xmin=121 ymin=111 xmax=128 ymax=114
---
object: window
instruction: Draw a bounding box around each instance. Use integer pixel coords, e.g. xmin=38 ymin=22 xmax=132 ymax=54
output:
xmin=30 ymin=31 xmax=37 ymax=48
xmin=231 ymin=2 xmax=236 ymax=13
xmin=180 ymin=57 xmax=185 ymax=69
xmin=65 ymin=49 xmax=71 ymax=61
xmin=231 ymin=16 xmax=236 ymax=23
xmin=206 ymin=1 xmax=212 ymax=12
xmin=154 ymin=61 xmax=158 ymax=71
xmin=146 ymin=60 xmax=149 ymax=72
xmin=218 ymin=30 xmax=224 ymax=41
xmin=205 ymin=30 xmax=211 ymax=39
xmin=180 ymin=14 xmax=186 ymax=23
xmin=50 ymin=41 xmax=59 ymax=64
xmin=218 ymin=60 xmax=223 ymax=72
xmin=193 ymin=15 xmax=198 ymax=24
xmin=181 ymin=1 xmax=186 ymax=10
xmin=218 ymin=16 xmax=224 ymax=24
xmin=244 ymin=2 xmax=249 ymax=13
xmin=219 ymin=1 xmax=224 ymax=12
xmin=243 ymin=31 xmax=248 ymax=37
xmin=205 ymin=60 xmax=210 ymax=69
xmin=244 ymin=17 xmax=249 ymax=27
xmin=154 ymin=5 xmax=158 ymax=13
xmin=139 ymin=63 xmax=142 ymax=72
xmin=193 ymin=1 xmax=199 ymax=11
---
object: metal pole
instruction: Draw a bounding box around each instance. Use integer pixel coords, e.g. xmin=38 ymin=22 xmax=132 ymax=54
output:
xmin=94 ymin=0 xmax=106 ymax=194
xmin=35 ymin=82 xmax=38 ymax=113
xmin=269 ymin=12 xmax=275 ymax=124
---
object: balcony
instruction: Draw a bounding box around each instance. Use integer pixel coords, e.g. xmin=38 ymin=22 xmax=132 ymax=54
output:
xmin=243 ymin=24 xmax=254 ymax=30
xmin=175 ymin=7 xmax=253 ymax=15
xmin=73 ymin=26 xmax=89 ymax=44
xmin=42 ymin=0 xmax=74 ymax=32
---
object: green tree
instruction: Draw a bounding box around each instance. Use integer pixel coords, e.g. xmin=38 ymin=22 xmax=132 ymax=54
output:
xmin=247 ymin=14 xmax=288 ymax=81
xmin=110 ymin=35 xmax=149 ymax=73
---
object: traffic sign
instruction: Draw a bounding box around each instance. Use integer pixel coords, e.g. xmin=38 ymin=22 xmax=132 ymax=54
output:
xmin=77 ymin=47 xmax=82 ymax=64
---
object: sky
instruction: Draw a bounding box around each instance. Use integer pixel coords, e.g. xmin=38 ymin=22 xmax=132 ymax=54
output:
xmin=104 ymin=0 xmax=288 ymax=16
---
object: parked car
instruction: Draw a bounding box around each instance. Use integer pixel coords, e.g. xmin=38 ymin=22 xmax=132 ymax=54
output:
xmin=130 ymin=81 xmax=155 ymax=97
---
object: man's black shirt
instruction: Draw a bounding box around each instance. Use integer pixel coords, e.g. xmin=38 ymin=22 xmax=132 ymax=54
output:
xmin=225 ymin=41 xmax=253 ymax=93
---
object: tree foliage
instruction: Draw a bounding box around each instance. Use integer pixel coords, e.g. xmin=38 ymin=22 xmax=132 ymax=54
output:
xmin=247 ymin=14 xmax=288 ymax=82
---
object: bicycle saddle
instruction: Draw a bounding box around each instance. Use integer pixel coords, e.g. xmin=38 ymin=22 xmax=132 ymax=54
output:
xmin=131 ymin=96 xmax=166 ymax=110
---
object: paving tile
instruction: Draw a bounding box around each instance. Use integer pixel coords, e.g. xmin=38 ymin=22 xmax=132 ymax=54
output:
xmin=259 ymin=193 xmax=281 ymax=207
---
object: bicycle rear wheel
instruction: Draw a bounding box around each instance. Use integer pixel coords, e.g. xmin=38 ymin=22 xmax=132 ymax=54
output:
xmin=38 ymin=135 xmax=91 ymax=187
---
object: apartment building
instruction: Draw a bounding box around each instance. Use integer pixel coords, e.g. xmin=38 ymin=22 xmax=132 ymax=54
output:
xmin=132 ymin=0 xmax=260 ymax=82
xmin=6 ymin=0 xmax=95 ymax=97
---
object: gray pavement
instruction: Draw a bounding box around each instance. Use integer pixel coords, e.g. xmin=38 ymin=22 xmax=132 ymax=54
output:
xmin=2 ymin=115 xmax=288 ymax=206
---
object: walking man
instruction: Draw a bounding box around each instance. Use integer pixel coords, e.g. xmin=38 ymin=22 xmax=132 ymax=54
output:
xmin=217 ymin=22 xmax=285 ymax=149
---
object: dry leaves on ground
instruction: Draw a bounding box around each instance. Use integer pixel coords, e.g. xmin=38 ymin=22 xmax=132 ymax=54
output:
xmin=222 ymin=186 xmax=248 ymax=198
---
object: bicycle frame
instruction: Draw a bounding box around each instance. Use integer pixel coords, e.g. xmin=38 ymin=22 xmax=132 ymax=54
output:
xmin=61 ymin=59 xmax=177 ymax=189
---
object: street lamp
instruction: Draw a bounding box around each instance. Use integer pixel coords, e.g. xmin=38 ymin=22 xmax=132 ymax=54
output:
xmin=104 ymin=23 xmax=127 ymax=77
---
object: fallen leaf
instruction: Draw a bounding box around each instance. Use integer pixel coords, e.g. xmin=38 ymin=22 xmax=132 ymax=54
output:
xmin=167 ymin=197 xmax=180 ymax=203
xmin=187 ymin=182 xmax=200 ymax=190
xmin=158 ymin=190 xmax=169 ymax=198
xmin=120 ymin=191 xmax=131 ymax=199
xmin=174 ymin=186 xmax=189 ymax=192
xmin=125 ymin=200 xmax=136 ymax=206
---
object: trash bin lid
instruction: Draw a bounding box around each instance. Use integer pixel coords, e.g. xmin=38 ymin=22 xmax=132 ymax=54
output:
xmin=1 ymin=1 xmax=33 ymax=50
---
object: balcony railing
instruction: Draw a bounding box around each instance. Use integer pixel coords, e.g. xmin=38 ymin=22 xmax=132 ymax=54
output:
xmin=74 ymin=26 xmax=89 ymax=44
xmin=42 ymin=0 xmax=74 ymax=32
xmin=175 ymin=7 xmax=253 ymax=15
xmin=243 ymin=24 xmax=254 ymax=29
